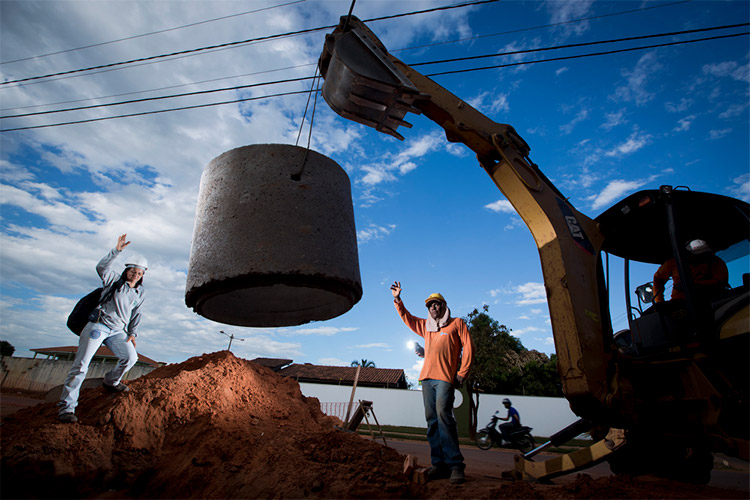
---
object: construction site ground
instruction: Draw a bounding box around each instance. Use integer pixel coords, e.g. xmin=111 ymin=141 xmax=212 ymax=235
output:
xmin=1 ymin=351 xmax=748 ymax=499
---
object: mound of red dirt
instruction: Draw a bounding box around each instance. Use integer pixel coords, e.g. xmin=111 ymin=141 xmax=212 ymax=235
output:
xmin=1 ymin=351 xmax=745 ymax=499
xmin=0 ymin=351 xmax=415 ymax=499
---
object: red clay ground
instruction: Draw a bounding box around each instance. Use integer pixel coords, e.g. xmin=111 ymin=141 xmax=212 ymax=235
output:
xmin=1 ymin=351 xmax=746 ymax=499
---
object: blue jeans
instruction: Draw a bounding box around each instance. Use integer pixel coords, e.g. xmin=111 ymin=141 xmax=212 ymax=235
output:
xmin=58 ymin=321 xmax=138 ymax=414
xmin=421 ymin=379 xmax=464 ymax=470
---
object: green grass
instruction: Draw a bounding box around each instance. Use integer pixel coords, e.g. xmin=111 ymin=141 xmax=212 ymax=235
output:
xmin=355 ymin=424 xmax=593 ymax=451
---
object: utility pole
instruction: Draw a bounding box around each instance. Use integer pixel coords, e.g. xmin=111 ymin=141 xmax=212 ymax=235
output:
xmin=219 ymin=330 xmax=245 ymax=351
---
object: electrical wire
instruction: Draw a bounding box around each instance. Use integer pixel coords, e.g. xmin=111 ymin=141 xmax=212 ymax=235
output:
xmin=2 ymin=28 xmax=744 ymax=133
xmin=1 ymin=76 xmax=314 ymax=119
xmin=3 ymin=23 xmax=745 ymax=120
xmin=0 ymin=0 xmax=307 ymax=65
xmin=0 ymin=89 xmax=312 ymax=132
xmin=424 ymin=32 xmax=748 ymax=78
xmin=0 ymin=0 xmax=692 ymax=105
xmin=0 ymin=63 xmax=315 ymax=112
xmin=394 ymin=0 xmax=693 ymax=54
xmin=411 ymin=23 xmax=749 ymax=67
xmin=0 ymin=0 xmax=496 ymax=86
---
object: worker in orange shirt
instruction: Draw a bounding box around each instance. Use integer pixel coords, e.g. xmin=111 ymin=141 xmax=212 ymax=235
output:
xmin=653 ymin=239 xmax=728 ymax=304
xmin=390 ymin=281 xmax=474 ymax=484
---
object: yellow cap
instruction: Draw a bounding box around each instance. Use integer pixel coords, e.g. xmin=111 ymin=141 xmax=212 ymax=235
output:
xmin=424 ymin=293 xmax=446 ymax=307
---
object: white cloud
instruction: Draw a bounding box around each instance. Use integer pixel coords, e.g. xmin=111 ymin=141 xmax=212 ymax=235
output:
xmin=317 ymin=357 xmax=347 ymax=366
xmin=611 ymin=51 xmax=662 ymax=105
xmin=545 ymin=0 xmax=595 ymax=38
xmin=588 ymin=179 xmax=646 ymax=210
xmin=559 ymin=107 xmax=589 ymax=135
xmin=352 ymin=343 xmax=390 ymax=349
xmin=514 ymin=282 xmax=547 ymax=306
xmin=279 ymin=326 xmax=359 ymax=336
xmin=718 ymin=103 xmax=749 ymax=119
xmin=709 ymin=128 xmax=732 ymax=140
xmin=357 ymin=223 xmax=396 ymax=243
xmin=665 ymin=98 xmax=693 ymax=113
xmin=728 ymin=173 xmax=750 ymax=202
xmin=673 ymin=115 xmax=696 ymax=133
xmin=484 ymin=199 xmax=515 ymax=213
xmin=702 ymin=61 xmax=750 ymax=83
xmin=510 ymin=326 xmax=544 ymax=337
xmin=600 ymin=109 xmax=626 ymax=130
xmin=604 ymin=129 xmax=652 ymax=157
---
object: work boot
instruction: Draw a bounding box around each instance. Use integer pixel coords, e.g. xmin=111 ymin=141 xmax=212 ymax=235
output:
xmin=103 ymin=381 xmax=130 ymax=393
xmin=450 ymin=468 xmax=465 ymax=484
xmin=427 ymin=466 xmax=450 ymax=481
xmin=59 ymin=412 xmax=78 ymax=423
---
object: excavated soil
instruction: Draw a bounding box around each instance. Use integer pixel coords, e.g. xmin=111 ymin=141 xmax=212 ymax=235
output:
xmin=1 ymin=351 xmax=745 ymax=499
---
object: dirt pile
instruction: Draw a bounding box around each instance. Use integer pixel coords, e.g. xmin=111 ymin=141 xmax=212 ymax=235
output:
xmin=0 ymin=351 xmax=414 ymax=499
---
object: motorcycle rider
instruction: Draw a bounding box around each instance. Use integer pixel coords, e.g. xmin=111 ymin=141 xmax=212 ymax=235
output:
xmin=497 ymin=398 xmax=521 ymax=444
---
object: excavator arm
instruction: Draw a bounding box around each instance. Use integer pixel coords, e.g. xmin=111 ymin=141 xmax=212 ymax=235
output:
xmin=319 ymin=16 xmax=614 ymax=421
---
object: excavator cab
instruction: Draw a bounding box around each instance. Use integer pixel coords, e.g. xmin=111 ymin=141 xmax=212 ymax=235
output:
xmin=597 ymin=185 xmax=750 ymax=357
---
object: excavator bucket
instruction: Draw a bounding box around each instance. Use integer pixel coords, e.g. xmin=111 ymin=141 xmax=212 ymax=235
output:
xmin=318 ymin=16 xmax=428 ymax=140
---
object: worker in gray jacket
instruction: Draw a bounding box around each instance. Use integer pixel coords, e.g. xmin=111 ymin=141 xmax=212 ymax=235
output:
xmin=58 ymin=234 xmax=147 ymax=423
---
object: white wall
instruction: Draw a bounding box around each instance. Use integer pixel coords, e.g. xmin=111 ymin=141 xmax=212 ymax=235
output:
xmin=299 ymin=383 xmax=584 ymax=438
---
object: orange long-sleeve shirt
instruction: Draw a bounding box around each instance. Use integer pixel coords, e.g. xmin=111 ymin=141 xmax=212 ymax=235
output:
xmin=395 ymin=300 xmax=474 ymax=383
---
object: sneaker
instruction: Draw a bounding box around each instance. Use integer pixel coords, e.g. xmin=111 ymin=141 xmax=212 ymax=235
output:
xmin=103 ymin=382 xmax=130 ymax=393
xmin=427 ymin=466 xmax=450 ymax=481
xmin=59 ymin=412 xmax=78 ymax=423
xmin=449 ymin=468 xmax=465 ymax=484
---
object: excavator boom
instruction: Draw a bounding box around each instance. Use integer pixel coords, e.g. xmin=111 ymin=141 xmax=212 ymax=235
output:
xmin=320 ymin=15 xmax=613 ymax=422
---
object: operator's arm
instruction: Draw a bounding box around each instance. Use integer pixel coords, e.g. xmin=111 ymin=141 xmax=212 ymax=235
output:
xmin=652 ymin=260 xmax=675 ymax=303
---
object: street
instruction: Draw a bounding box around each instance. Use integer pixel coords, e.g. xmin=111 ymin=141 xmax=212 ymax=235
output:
xmin=386 ymin=438 xmax=750 ymax=493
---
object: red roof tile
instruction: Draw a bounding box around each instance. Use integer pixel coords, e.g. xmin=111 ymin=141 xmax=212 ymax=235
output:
xmin=278 ymin=363 xmax=407 ymax=389
xmin=31 ymin=346 xmax=160 ymax=368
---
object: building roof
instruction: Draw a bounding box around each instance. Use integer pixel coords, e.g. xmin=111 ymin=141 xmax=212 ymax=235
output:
xmin=249 ymin=357 xmax=293 ymax=371
xmin=31 ymin=346 xmax=161 ymax=368
xmin=278 ymin=363 xmax=407 ymax=389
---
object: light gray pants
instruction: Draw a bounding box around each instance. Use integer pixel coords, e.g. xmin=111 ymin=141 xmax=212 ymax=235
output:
xmin=58 ymin=321 xmax=137 ymax=414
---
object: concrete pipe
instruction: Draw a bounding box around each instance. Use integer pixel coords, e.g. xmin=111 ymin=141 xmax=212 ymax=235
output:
xmin=185 ymin=144 xmax=362 ymax=327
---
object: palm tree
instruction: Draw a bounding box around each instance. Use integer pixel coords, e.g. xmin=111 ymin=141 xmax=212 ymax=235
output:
xmin=350 ymin=359 xmax=376 ymax=368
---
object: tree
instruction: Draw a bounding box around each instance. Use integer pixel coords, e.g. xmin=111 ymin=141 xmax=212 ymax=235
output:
xmin=463 ymin=305 xmax=562 ymax=437
xmin=0 ymin=340 xmax=15 ymax=357
xmin=350 ymin=359 xmax=376 ymax=368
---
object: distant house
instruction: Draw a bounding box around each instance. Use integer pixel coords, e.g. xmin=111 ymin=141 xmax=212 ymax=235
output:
xmin=276 ymin=362 xmax=408 ymax=389
xmin=249 ymin=357 xmax=293 ymax=372
xmin=31 ymin=346 xmax=161 ymax=368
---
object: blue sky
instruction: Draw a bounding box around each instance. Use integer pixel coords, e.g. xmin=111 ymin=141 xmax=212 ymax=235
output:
xmin=1 ymin=0 xmax=748 ymax=386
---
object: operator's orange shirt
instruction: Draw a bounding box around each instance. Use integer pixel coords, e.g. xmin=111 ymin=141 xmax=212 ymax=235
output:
xmin=394 ymin=300 xmax=474 ymax=383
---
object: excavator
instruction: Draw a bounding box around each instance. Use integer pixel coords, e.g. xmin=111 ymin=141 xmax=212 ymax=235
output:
xmin=317 ymin=16 xmax=749 ymax=483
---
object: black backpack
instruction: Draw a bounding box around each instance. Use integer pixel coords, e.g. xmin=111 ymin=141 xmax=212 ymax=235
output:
xmin=66 ymin=280 xmax=122 ymax=335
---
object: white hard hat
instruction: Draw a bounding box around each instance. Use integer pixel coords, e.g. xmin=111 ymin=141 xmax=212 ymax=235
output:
xmin=125 ymin=255 xmax=148 ymax=270
xmin=685 ymin=239 xmax=711 ymax=255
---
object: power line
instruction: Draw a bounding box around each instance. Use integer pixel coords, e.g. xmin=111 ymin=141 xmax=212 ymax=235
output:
xmin=2 ymin=30 xmax=744 ymax=133
xmin=395 ymin=0 xmax=693 ymax=54
xmin=3 ymin=23 xmax=744 ymax=120
xmin=0 ymin=0 xmax=693 ymax=106
xmin=0 ymin=63 xmax=315 ymax=112
xmin=425 ymin=32 xmax=748 ymax=77
xmin=0 ymin=0 xmax=307 ymax=65
xmin=0 ymin=0 xmax=496 ymax=86
xmin=0 ymin=89 xmax=312 ymax=132
xmin=411 ymin=23 xmax=749 ymax=67
xmin=0 ymin=76 xmax=314 ymax=119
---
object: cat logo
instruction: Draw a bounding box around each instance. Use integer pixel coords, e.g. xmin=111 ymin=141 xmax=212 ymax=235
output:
xmin=556 ymin=198 xmax=594 ymax=254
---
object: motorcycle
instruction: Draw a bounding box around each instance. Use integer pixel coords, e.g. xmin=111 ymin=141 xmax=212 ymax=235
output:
xmin=476 ymin=411 xmax=535 ymax=452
